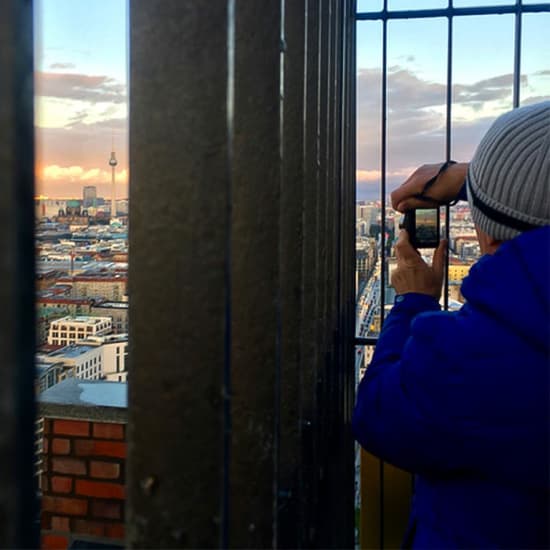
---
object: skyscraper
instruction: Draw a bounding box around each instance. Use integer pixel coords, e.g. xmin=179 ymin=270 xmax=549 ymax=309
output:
xmin=83 ymin=186 xmax=97 ymax=208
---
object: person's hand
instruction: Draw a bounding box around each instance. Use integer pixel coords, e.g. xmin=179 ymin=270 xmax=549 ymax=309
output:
xmin=391 ymin=230 xmax=447 ymax=300
xmin=391 ymin=162 xmax=469 ymax=213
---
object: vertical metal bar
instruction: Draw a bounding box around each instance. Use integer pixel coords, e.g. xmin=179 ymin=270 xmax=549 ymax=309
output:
xmin=379 ymin=5 xmax=388 ymax=329
xmin=444 ymin=1 xmax=454 ymax=311
xmin=0 ymin=0 xmax=37 ymax=547
xmin=230 ymin=2 xmax=282 ymax=546
xmin=278 ymin=0 xmax=308 ymax=545
xmin=222 ymin=1 xmax=235 ymax=546
xmin=301 ymin=1 xmax=321 ymax=544
xmin=128 ymin=2 xmax=228 ymax=547
xmin=513 ymin=0 xmax=522 ymax=108
xmin=379 ymin=3 xmax=388 ymax=547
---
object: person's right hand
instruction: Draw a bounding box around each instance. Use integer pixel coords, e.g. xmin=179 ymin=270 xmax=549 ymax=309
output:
xmin=391 ymin=162 xmax=469 ymax=213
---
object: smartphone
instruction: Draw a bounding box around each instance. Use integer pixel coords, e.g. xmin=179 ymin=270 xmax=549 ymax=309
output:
xmin=401 ymin=208 xmax=440 ymax=249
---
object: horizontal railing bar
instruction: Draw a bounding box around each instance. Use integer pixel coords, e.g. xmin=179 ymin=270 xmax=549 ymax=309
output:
xmin=354 ymin=337 xmax=378 ymax=346
xmin=356 ymin=4 xmax=550 ymax=21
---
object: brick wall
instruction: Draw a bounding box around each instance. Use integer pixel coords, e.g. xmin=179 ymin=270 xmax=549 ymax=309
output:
xmin=40 ymin=417 xmax=126 ymax=549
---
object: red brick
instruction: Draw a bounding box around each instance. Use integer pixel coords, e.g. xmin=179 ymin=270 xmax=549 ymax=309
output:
xmin=53 ymin=419 xmax=90 ymax=437
xmin=75 ymin=479 xmax=125 ymax=500
xmin=93 ymin=422 xmax=124 ymax=440
xmin=42 ymin=534 xmax=68 ymax=550
xmin=52 ymin=438 xmax=71 ymax=455
xmin=90 ymin=460 xmax=120 ymax=480
xmin=52 ymin=457 xmax=86 ymax=476
xmin=106 ymin=523 xmax=125 ymax=539
xmin=91 ymin=500 xmax=121 ymax=520
xmin=43 ymin=419 xmax=52 ymax=434
xmin=74 ymin=439 xmax=126 ymax=459
xmin=41 ymin=514 xmax=51 ymax=529
xmin=40 ymin=474 xmax=49 ymax=492
xmin=42 ymin=496 xmax=88 ymax=516
xmin=51 ymin=516 xmax=71 ymax=531
xmin=51 ymin=476 xmax=73 ymax=494
xmin=72 ymin=519 xmax=105 ymax=537
xmin=43 ymin=437 xmax=49 ymax=453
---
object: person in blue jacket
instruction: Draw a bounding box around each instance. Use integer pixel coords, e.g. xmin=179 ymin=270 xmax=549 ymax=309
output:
xmin=353 ymin=101 xmax=550 ymax=549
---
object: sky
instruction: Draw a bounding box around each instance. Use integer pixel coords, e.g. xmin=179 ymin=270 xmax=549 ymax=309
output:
xmin=356 ymin=2 xmax=550 ymax=200
xmin=34 ymin=1 xmax=549 ymax=200
xmin=34 ymin=0 xmax=128 ymax=199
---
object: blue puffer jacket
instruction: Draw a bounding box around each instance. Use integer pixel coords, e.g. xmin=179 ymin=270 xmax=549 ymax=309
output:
xmin=353 ymin=226 xmax=550 ymax=549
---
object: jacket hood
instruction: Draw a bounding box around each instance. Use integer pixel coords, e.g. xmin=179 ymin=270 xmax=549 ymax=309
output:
xmin=461 ymin=226 xmax=550 ymax=353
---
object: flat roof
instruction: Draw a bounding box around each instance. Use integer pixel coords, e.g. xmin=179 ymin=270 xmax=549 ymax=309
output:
xmin=51 ymin=315 xmax=111 ymax=325
xmin=48 ymin=345 xmax=97 ymax=359
xmin=93 ymin=302 xmax=128 ymax=309
xmin=40 ymin=377 xmax=127 ymax=409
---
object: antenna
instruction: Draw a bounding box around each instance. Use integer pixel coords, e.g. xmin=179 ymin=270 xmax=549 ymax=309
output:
xmin=109 ymin=133 xmax=118 ymax=220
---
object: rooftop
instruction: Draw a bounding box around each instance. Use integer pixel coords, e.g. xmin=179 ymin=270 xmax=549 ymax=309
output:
xmin=51 ymin=315 xmax=112 ymax=325
xmin=40 ymin=378 xmax=127 ymax=409
xmin=47 ymin=344 xmax=97 ymax=359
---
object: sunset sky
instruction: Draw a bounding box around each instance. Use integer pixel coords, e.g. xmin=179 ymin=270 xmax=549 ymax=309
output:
xmin=34 ymin=1 xmax=549 ymax=200
xmin=34 ymin=0 xmax=128 ymax=199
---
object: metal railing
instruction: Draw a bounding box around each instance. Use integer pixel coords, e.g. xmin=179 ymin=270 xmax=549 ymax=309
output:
xmin=354 ymin=2 xmax=550 ymax=547
xmin=355 ymin=0 xmax=550 ymax=346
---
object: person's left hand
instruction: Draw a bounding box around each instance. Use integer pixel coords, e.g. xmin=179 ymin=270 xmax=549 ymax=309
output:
xmin=391 ymin=230 xmax=447 ymax=300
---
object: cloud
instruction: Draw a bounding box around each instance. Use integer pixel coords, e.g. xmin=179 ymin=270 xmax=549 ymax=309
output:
xmin=35 ymin=71 xmax=126 ymax=104
xmin=49 ymin=62 xmax=76 ymax=70
xmin=356 ymin=66 xmax=527 ymax=182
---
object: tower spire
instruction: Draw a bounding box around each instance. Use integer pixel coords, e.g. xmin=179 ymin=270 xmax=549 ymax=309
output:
xmin=109 ymin=137 xmax=118 ymax=220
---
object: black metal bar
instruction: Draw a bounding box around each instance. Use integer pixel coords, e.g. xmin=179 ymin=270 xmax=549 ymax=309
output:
xmin=378 ymin=6 xmax=389 ymax=349
xmin=0 ymin=0 xmax=38 ymax=547
xmin=444 ymin=5 xmax=453 ymax=311
xmin=356 ymin=3 xmax=550 ymax=20
xmin=379 ymin=4 xmax=388 ymax=546
xmin=222 ymin=1 xmax=235 ymax=546
xmin=354 ymin=337 xmax=379 ymax=346
xmin=513 ymin=0 xmax=522 ymax=108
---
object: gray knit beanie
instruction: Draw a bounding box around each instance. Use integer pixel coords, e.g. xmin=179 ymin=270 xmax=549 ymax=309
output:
xmin=466 ymin=101 xmax=550 ymax=241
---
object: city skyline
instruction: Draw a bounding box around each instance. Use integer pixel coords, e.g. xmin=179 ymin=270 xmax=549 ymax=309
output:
xmin=34 ymin=1 xmax=549 ymax=202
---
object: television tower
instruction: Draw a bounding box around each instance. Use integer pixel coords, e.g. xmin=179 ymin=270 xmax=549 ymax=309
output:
xmin=109 ymin=145 xmax=118 ymax=219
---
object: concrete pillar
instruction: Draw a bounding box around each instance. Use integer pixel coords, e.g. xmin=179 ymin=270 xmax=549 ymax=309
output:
xmin=129 ymin=1 xmax=356 ymax=547
xmin=128 ymin=2 xmax=229 ymax=547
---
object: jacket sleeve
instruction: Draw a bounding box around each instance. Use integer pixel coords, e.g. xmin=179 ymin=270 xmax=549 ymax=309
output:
xmin=352 ymin=293 xmax=473 ymax=475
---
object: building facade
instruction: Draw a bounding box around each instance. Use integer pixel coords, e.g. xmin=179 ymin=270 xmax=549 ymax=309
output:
xmin=47 ymin=316 xmax=112 ymax=347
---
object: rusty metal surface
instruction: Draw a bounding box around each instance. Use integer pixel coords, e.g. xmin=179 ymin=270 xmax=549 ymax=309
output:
xmin=0 ymin=0 xmax=38 ymax=547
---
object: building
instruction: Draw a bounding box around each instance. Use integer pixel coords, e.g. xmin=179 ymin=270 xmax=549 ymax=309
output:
xmin=35 ymin=360 xmax=72 ymax=394
xmin=89 ymin=334 xmax=128 ymax=382
xmin=48 ymin=316 xmax=112 ymax=346
xmin=57 ymin=274 xmax=127 ymax=301
xmin=83 ymin=185 xmax=97 ymax=208
xmin=43 ymin=344 xmax=104 ymax=381
xmin=90 ymin=301 xmax=129 ymax=334
xmin=448 ymin=263 xmax=472 ymax=283
xmin=37 ymin=378 xmax=126 ymax=548
xmin=35 ymin=198 xmax=67 ymax=220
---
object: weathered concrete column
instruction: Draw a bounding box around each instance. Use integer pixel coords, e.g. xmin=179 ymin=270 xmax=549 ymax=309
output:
xmin=129 ymin=1 xmax=356 ymax=548
xmin=0 ymin=0 xmax=38 ymax=547
xmin=128 ymin=2 xmax=229 ymax=547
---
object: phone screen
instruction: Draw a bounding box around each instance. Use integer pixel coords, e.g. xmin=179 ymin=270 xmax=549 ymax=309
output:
xmin=415 ymin=209 xmax=439 ymax=246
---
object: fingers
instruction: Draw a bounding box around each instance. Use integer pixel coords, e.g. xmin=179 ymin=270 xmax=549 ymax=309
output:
xmin=395 ymin=197 xmax=441 ymax=213
xmin=390 ymin=163 xmax=441 ymax=211
xmin=395 ymin=230 xmax=420 ymax=262
xmin=432 ymin=239 xmax=448 ymax=282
